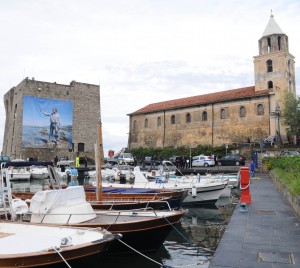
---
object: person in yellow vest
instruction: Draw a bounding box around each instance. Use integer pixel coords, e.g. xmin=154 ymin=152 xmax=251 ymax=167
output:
xmin=75 ymin=156 xmax=80 ymax=168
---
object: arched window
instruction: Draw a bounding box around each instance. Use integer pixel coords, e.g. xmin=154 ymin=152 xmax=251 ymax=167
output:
xmin=257 ymin=104 xmax=264 ymax=115
xmin=240 ymin=106 xmax=246 ymax=117
xmin=202 ymin=111 xmax=207 ymax=121
xmin=171 ymin=115 xmax=175 ymax=124
xmin=267 ymin=37 xmax=271 ymax=52
xmin=267 ymin=81 xmax=273 ymax=89
xmin=220 ymin=108 xmax=227 ymax=119
xmin=133 ymin=120 xmax=137 ymax=131
xmin=267 ymin=59 xmax=273 ymax=72
xmin=157 ymin=117 xmax=161 ymax=126
xmin=144 ymin=119 xmax=148 ymax=128
xmin=186 ymin=113 xmax=191 ymax=123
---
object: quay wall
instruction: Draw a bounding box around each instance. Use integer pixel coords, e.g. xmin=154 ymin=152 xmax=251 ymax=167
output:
xmin=269 ymin=171 xmax=300 ymax=219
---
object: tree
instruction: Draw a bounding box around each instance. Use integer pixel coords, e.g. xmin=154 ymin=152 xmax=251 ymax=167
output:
xmin=282 ymin=92 xmax=300 ymax=140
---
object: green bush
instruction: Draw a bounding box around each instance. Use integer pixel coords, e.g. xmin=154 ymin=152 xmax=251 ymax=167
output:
xmin=263 ymin=156 xmax=300 ymax=196
xmin=129 ymin=145 xmax=227 ymax=163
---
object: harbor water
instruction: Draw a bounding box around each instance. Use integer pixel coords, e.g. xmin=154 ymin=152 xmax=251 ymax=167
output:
xmin=11 ymin=180 xmax=238 ymax=268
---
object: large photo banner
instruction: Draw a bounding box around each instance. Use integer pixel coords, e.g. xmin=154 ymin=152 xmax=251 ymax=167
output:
xmin=22 ymin=96 xmax=73 ymax=148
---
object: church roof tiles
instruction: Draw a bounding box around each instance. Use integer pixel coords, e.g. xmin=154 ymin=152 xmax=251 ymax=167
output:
xmin=130 ymin=86 xmax=271 ymax=115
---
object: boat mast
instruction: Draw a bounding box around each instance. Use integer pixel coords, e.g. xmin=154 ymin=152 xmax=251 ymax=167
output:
xmin=96 ymin=85 xmax=104 ymax=201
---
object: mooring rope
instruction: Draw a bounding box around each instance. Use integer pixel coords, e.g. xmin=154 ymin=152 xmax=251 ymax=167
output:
xmin=53 ymin=246 xmax=72 ymax=268
xmin=117 ymin=239 xmax=163 ymax=266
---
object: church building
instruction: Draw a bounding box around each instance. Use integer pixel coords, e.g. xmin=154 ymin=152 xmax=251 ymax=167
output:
xmin=127 ymin=14 xmax=296 ymax=149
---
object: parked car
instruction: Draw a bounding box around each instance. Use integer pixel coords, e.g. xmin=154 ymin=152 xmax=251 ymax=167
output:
xmin=280 ymin=150 xmax=300 ymax=157
xmin=117 ymin=153 xmax=134 ymax=165
xmin=0 ymin=156 xmax=10 ymax=169
xmin=191 ymin=155 xmax=215 ymax=167
xmin=218 ymin=154 xmax=246 ymax=166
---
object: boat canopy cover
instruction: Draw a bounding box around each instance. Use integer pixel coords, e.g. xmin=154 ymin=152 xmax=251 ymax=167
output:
xmin=2 ymin=161 xmax=53 ymax=168
xmin=103 ymin=188 xmax=158 ymax=194
xmin=30 ymin=186 xmax=86 ymax=214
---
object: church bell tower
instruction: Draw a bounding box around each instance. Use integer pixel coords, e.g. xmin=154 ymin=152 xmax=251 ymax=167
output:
xmin=253 ymin=13 xmax=296 ymax=140
xmin=254 ymin=13 xmax=296 ymax=99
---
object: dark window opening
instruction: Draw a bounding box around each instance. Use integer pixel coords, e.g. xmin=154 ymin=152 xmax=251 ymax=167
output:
xmin=171 ymin=115 xmax=175 ymax=124
xmin=267 ymin=37 xmax=271 ymax=52
xmin=267 ymin=60 xmax=273 ymax=73
xmin=267 ymin=81 xmax=273 ymax=89
xmin=186 ymin=113 xmax=191 ymax=123
xmin=144 ymin=119 xmax=148 ymax=128
xmin=278 ymin=36 xmax=281 ymax=50
xmin=78 ymin=143 xmax=85 ymax=152
xmin=202 ymin=111 xmax=207 ymax=121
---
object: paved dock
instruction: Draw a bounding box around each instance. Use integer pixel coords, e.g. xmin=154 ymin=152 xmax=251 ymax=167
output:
xmin=209 ymin=172 xmax=300 ymax=268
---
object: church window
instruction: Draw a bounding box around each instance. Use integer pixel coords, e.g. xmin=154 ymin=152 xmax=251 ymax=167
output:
xmin=220 ymin=108 xmax=227 ymax=119
xmin=240 ymin=106 xmax=246 ymax=117
xmin=171 ymin=115 xmax=175 ymax=124
xmin=157 ymin=117 xmax=161 ymax=126
xmin=202 ymin=111 xmax=207 ymax=121
xmin=267 ymin=81 xmax=273 ymax=89
xmin=288 ymin=60 xmax=291 ymax=77
xmin=267 ymin=60 xmax=273 ymax=72
xmin=186 ymin=113 xmax=191 ymax=123
xmin=267 ymin=37 xmax=271 ymax=52
xmin=133 ymin=120 xmax=137 ymax=131
xmin=257 ymin=104 xmax=264 ymax=115
xmin=144 ymin=119 xmax=148 ymax=128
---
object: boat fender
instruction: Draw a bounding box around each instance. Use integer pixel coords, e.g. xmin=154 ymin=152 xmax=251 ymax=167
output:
xmin=192 ymin=186 xmax=197 ymax=198
xmin=61 ymin=236 xmax=73 ymax=246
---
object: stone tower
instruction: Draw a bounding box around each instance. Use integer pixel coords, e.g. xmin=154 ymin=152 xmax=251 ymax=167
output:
xmin=2 ymin=78 xmax=100 ymax=161
xmin=254 ymin=13 xmax=296 ymax=139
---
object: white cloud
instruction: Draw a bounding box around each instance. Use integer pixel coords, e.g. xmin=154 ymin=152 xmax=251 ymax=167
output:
xmin=1 ymin=0 xmax=300 ymax=156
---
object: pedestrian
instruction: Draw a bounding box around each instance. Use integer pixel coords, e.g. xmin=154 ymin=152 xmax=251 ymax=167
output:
xmin=54 ymin=155 xmax=58 ymax=166
xmin=84 ymin=156 xmax=88 ymax=167
xmin=250 ymin=160 xmax=255 ymax=178
xmin=75 ymin=155 xmax=80 ymax=168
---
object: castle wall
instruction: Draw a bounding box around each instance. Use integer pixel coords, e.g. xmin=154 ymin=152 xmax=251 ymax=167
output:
xmin=2 ymin=78 xmax=100 ymax=161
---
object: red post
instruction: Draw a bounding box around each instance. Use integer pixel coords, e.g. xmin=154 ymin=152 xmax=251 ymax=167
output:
xmin=240 ymin=167 xmax=252 ymax=204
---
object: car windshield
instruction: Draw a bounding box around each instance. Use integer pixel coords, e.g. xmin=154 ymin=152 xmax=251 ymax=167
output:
xmin=123 ymin=153 xmax=133 ymax=158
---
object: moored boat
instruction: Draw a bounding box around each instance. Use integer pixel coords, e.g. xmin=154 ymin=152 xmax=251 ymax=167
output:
xmin=0 ymin=221 xmax=119 ymax=267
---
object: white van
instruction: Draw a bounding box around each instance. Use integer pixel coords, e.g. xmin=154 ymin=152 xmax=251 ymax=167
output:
xmin=118 ymin=153 xmax=134 ymax=165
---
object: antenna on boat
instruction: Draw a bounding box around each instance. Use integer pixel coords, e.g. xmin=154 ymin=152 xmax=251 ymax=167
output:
xmin=95 ymin=84 xmax=103 ymax=201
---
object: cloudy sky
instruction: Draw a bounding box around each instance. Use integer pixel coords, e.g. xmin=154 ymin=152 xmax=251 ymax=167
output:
xmin=1 ymin=0 xmax=300 ymax=156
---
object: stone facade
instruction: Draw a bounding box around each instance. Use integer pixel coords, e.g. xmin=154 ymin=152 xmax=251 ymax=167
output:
xmin=2 ymin=78 xmax=100 ymax=161
xmin=129 ymin=94 xmax=271 ymax=148
xmin=128 ymin=15 xmax=296 ymax=150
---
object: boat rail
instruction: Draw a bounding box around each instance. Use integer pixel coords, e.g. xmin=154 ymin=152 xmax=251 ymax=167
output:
xmin=32 ymin=207 xmax=170 ymax=225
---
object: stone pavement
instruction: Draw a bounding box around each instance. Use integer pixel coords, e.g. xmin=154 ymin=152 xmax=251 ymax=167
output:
xmin=209 ymin=172 xmax=300 ymax=268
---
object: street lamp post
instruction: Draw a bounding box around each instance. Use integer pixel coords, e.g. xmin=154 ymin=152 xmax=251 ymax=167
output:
xmin=270 ymin=105 xmax=282 ymax=145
